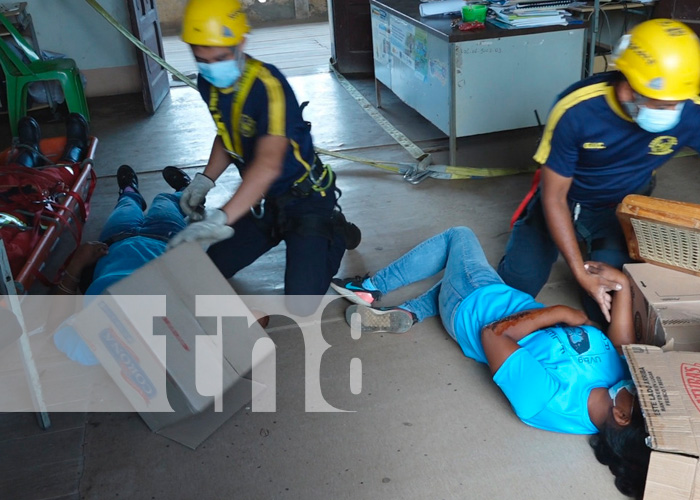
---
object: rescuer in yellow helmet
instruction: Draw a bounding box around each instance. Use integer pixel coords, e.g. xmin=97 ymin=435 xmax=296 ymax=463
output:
xmin=172 ymin=0 xmax=360 ymax=314
xmin=498 ymin=18 xmax=700 ymax=340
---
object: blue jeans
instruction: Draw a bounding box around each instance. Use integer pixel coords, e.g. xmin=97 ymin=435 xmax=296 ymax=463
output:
xmin=99 ymin=192 xmax=186 ymax=242
xmin=370 ymin=227 xmax=503 ymax=338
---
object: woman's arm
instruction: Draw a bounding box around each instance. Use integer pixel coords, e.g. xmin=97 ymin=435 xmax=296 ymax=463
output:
xmin=47 ymin=242 xmax=108 ymax=333
xmin=481 ymin=305 xmax=590 ymax=374
xmin=54 ymin=242 xmax=108 ymax=295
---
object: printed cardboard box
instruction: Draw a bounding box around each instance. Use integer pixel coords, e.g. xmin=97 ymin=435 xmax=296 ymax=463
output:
xmin=69 ymin=243 xmax=274 ymax=449
xmin=623 ymin=263 xmax=700 ymax=346
xmin=623 ymin=345 xmax=700 ymax=500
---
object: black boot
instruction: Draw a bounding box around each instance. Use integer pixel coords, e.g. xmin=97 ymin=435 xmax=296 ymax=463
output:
xmin=12 ymin=116 xmax=43 ymax=168
xmin=333 ymin=210 xmax=361 ymax=250
xmin=117 ymin=164 xmax=147 ymax=210
xmin=162 ymin=166 xmax=192 ymax=192
xmin=59 ymin=113 xmax=89 ymax=163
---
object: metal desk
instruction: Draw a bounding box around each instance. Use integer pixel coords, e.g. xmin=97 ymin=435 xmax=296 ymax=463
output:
xmin=370 ymin=0 xmax=586 ymax=165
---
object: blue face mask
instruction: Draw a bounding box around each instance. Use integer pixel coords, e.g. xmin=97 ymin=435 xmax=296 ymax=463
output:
xmin=608 ymin=379 xmax=636 ymax=404
xmin=197 ymin=59 xmax=242 ymax=89
xmin=635 ymin=102 xmax=685 ymax=133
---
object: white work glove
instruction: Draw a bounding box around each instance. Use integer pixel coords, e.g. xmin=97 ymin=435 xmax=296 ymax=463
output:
xmin=179 ymin=173 xmax=215 ymax=221
xmin=168 ymin=209 xmax=234 ymax=250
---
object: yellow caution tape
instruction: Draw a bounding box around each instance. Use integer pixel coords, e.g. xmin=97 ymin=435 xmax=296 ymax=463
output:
xmin=316 ymin=147 xmax=536 ymax=181
xmin=674 ymin=148 xmax=698 ymax=159
xmin=328 ymin=65 xmax=534 ymax=182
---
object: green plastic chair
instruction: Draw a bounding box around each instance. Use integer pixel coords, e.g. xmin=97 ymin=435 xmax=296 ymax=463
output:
xmin=0 ymin=13 xmax=89 ymax=138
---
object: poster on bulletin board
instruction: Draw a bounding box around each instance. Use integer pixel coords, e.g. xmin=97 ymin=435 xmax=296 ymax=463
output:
xmin=372 ymin=7 xmax=390 ymax=65
xmin=414 ymin=28 xmax=428 ymax=81
xmin=390 ymin=17 xmax=415 ymax=69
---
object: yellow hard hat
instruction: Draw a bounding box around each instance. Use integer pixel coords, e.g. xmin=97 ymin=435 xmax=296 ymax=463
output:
xmin=182 ymin=0 xmax=250 ymax=47
xmin=614 ymin=19 xmax=700 ymax=101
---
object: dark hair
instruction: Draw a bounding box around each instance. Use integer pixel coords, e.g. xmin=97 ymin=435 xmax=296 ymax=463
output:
xmin=589 ymin=407 xmax=650 ymax=499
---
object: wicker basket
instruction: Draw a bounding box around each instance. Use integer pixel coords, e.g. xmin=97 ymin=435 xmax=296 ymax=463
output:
xmin=616 ymin=194 xmax=700 ymax=277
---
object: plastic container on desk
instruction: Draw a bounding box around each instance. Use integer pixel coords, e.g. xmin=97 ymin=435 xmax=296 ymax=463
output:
xmin=462 ymin=4 xmax=487 ymax=22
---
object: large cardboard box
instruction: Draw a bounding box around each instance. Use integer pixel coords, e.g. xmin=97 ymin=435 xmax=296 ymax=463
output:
xmin=624 ymin=345 xmax=700 ymax=500
xmin=649 ymin=304 xmax=700 ymax=353
xmin=70 ymin=243 xmax=273 ymax=449
xmin=623 ymin=263 xmax=700 ymax=347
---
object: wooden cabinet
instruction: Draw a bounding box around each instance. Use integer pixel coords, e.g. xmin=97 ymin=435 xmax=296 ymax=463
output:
xmin=327 ymin=0 xmax=374 ymax=75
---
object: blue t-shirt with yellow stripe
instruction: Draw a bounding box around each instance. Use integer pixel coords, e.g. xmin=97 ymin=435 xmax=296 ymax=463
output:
xmin=534 ymin=71 xmax=700 ymax=207
xmin=198 ymin=56 xmax=316 ymax=197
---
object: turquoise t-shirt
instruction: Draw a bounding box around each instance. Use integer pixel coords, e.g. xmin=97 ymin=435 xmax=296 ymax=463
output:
xmin=452 ymin=283 xmax=544 ymax=364
xmin=86 ymin=237 xmax=166 ymax=295
xmin=452 ymin=283 xmax=627 ymax=434
xmin=494 ymin=325 xmax=627 ymax=434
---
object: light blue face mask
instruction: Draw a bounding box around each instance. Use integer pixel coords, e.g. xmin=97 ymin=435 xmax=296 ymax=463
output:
xmin=608 ymin=379 xmax=636 ymax=404
xmin=197 ymin=59 xmax=242 ymax=89
xmin=623 ymin=92 xmax=686 ymax=133
xmin=635 ymin=102 xmax=685 ymax=133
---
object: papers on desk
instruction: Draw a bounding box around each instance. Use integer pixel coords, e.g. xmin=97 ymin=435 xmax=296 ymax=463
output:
xmin=488 ymin=1 xmax=582 ymax=28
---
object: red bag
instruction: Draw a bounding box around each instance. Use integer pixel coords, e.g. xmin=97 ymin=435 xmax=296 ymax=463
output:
xmin=0 ymin=163 xmax=92 ymax=280
xmin=2 ymin=225 xmax=41 ymax=277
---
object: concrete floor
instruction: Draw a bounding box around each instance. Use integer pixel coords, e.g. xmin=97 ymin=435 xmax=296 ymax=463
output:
xmin=2 ymin=64 xmax=700 ymax=500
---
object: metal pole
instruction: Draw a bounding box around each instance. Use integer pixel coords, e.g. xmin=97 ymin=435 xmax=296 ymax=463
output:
xmin=587 ymin=0 xmax=600 ymax=76
xmin=449 ymin=45 xmax=457 ymax=167
xmin=0 ymin=241 xmax=50 ymax=429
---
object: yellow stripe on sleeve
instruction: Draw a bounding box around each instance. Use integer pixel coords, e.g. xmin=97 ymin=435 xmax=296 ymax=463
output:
xmin=534 ymin=83 xmax=611 ymax=164
xmin=258 ymin=68 xmax=286 ymax=137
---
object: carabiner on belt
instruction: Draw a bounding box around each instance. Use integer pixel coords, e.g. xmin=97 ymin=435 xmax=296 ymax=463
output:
xmin=251 ymin=198 xmax=266 ymax=219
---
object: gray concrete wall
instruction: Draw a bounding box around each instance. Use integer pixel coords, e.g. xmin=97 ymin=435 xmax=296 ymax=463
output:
xmin=21 ymin=0 xmax=329 ymax=97
xmin=24 ymin=0 xmax=140 ymax=97
xmin=156 ymin=0 xmax=187 ymax=34
xmin=157 ymin=0 xmax=328 ymax=34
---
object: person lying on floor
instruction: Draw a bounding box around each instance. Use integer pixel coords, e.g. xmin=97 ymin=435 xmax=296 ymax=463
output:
xmin=51 ymin=165 xmax=224 ymax=365
xmin=332 ymin=226 xmax=649 ymax=499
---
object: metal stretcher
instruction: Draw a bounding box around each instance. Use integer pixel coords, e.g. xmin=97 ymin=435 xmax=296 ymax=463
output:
xmin=0 ymin=136 xmax=97 ymax=429
xmin=0 ymin=136 xmax=97 ymax=293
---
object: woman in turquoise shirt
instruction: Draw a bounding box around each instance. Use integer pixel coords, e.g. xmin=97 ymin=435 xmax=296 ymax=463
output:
xmin=332 ymin=226 xmax=648 ymax=499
